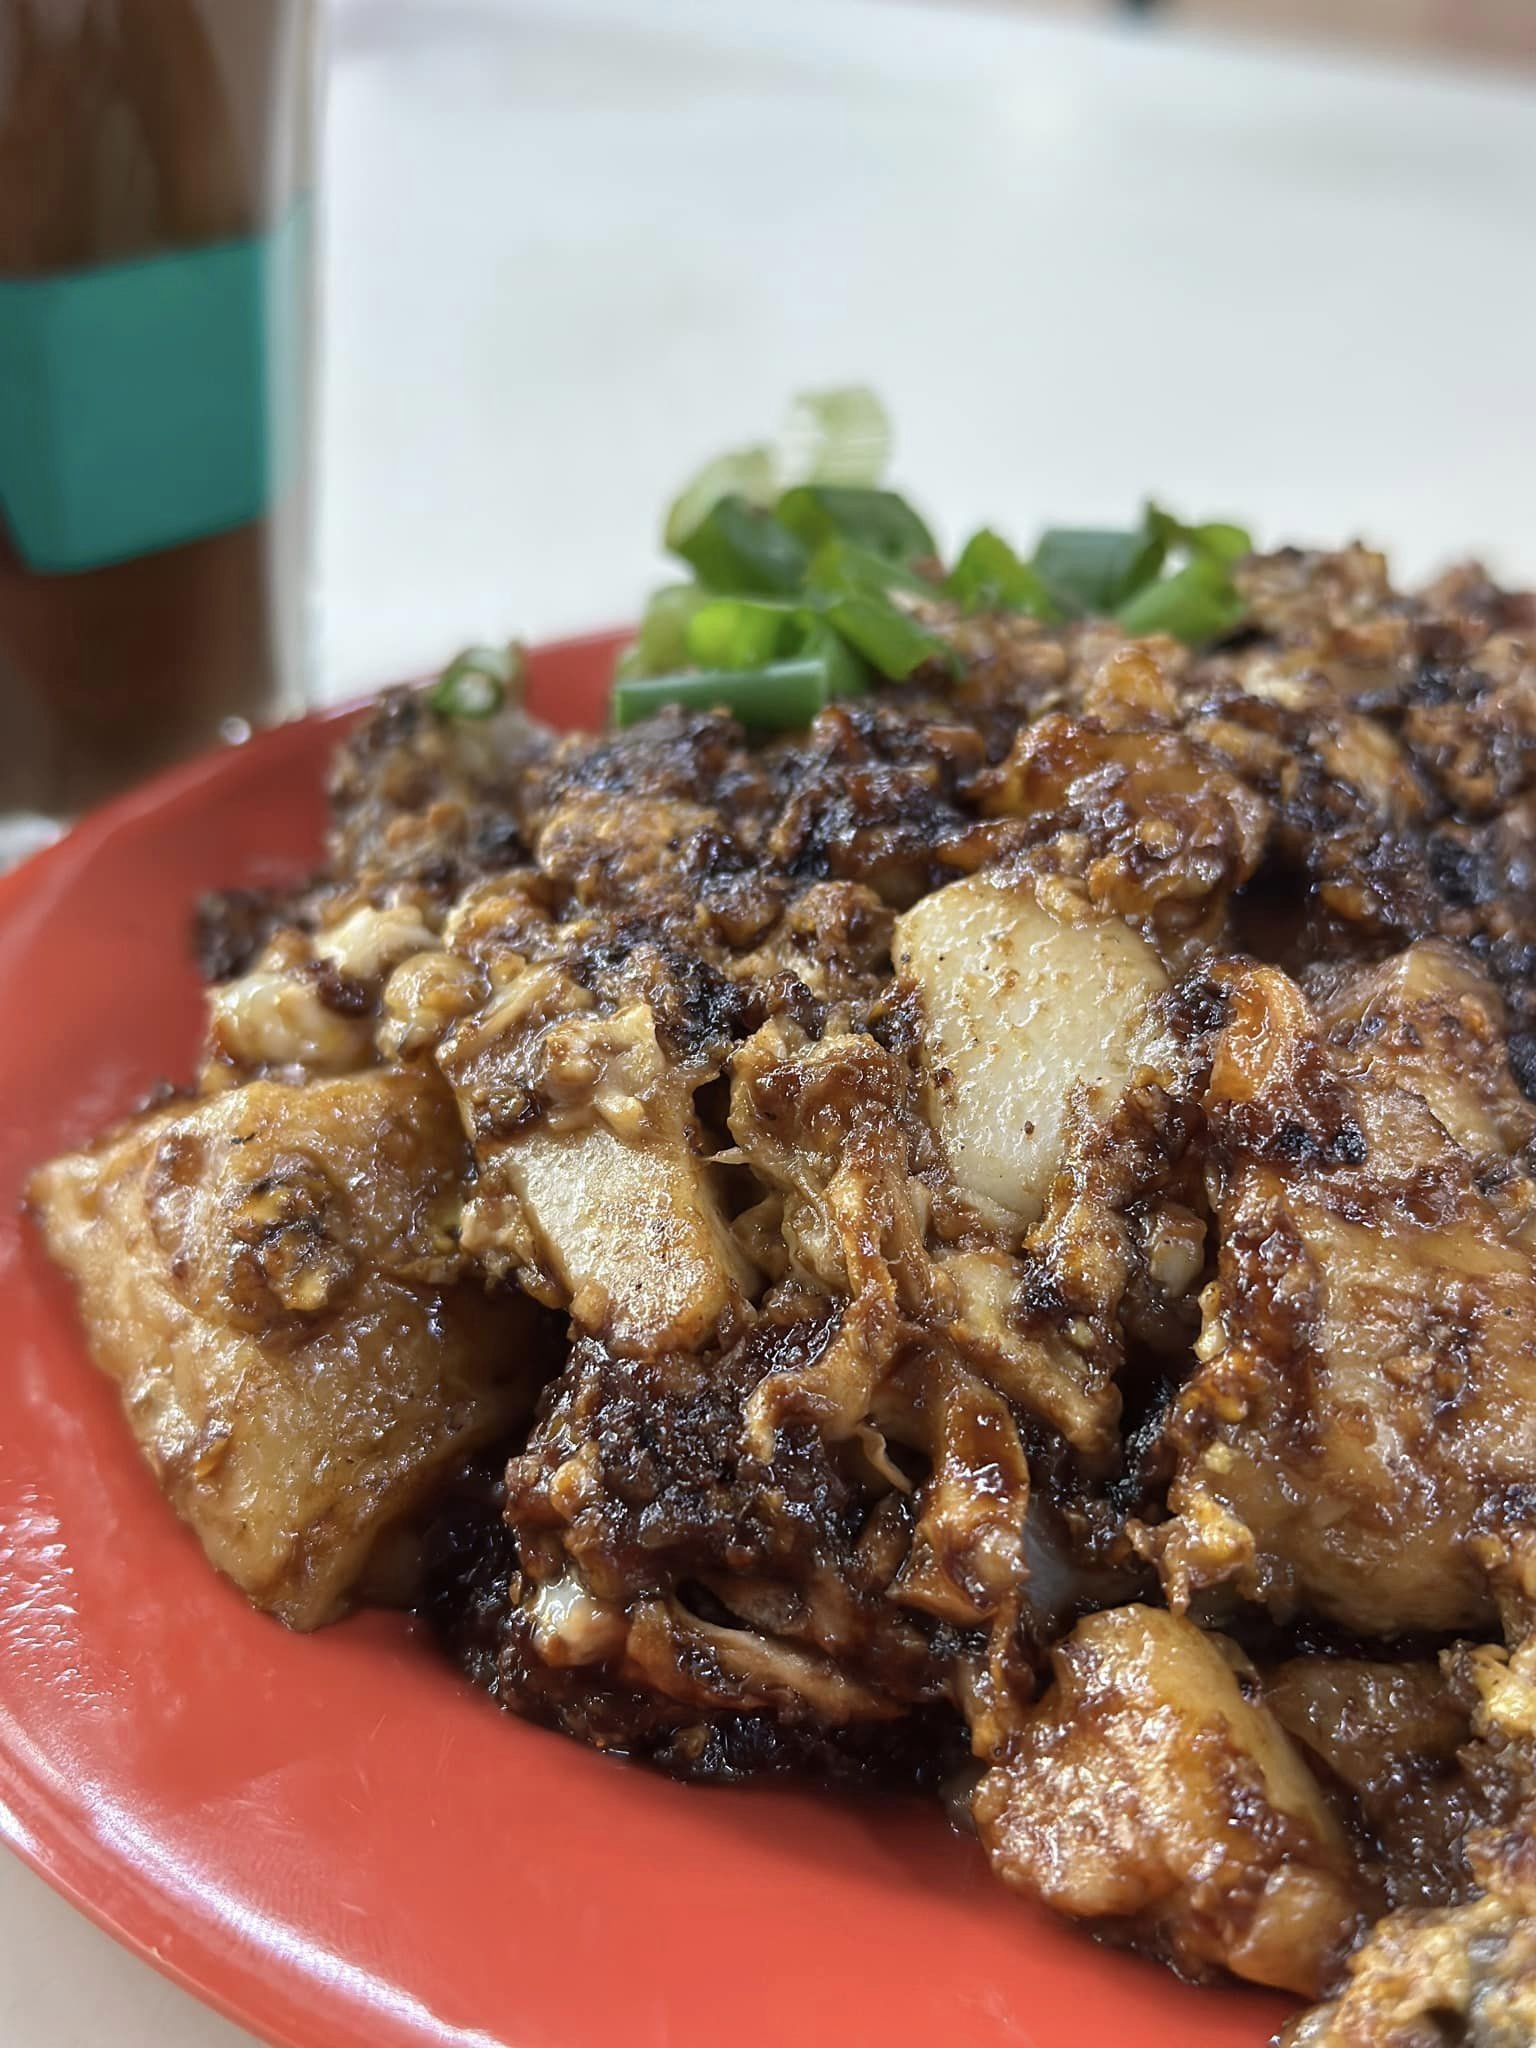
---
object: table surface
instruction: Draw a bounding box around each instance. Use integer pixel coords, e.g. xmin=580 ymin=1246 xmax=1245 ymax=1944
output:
xmin=4 ymin=0 xmax=1535 ymax=2040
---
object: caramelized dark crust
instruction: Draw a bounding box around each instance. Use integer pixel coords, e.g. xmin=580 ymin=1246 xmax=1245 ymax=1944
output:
xmin=35 ymin=543 xmax=1536 ymax=2024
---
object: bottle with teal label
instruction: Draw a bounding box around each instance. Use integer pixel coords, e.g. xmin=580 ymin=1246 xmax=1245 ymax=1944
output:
xmin=0 ymin=0 xmax=319 ymax=852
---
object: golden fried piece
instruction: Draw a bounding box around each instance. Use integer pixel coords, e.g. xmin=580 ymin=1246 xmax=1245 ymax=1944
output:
xmin=1264 ymin=1657 xmax=1505 ymax=1913
xmin=1156 ymin=963 xmax=1536 ymax=1636
xmin=972 ymin=1604 xmax=1362 ymax=1996
xmin=202 ymin=927 xmax=379 ymax=1084
xmin=499 ymin=1311 xmax=959 ymax=1751
xmin=29 ymin=1068 xmax=535 ymax=1627
xmin=937 ymin=1246 xmax=1124 ymax=1459
xmin=1282 ymin=1829 xmax=1536 ymax=2047
xmin=531 ymin=788 xmax=724 ymax=912
xmin=894 ymin=868 xmax=1167 ymax=1228
xmin=438 ymin=958 xmax=756 ymax=1356
xmin=489 ymin=1118 xmax=755 ymax=1352
xmin=897 ymin=877 xmax=1203 ymax=1462
xmin=728 ymin=1020 xmax=937 ymax=1450
xmin=933 ymin=1067 xmax=1207 ymax=1467
xmin=870 ymin=1349 xmax=1031 ymax=1631
xmin=1314 ymin=939 xmax=1536 ymax=1164
xmin=972 ymin=708 xmax=1272 ymax=952
xmin=1266 ymin=1659 xmax=1468 ymax=1785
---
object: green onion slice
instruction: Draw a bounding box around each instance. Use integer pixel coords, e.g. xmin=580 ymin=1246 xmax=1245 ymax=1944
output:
xmin=1116 ymin=505 xmax=1253 ymax=639
xmin=801 ymin=536 xmax=953 ymax=680
xmin=685 ymin=595 xmax=796 ymax=671
xmin=1032 ymin=525 xmax=1167 ymax=616
xmin=431 ymin=643 xmax=524 ymax=719
xmin=1145 ymin=503 xmax=1253 ymax=568
xmin=663 ymin=386 xmax=892 ymax=556
xmin=680 ymin=597 xmax=876 ymax=696
xmin=1185 ymin=520 xmax=1251 ymax=565
xmin=817 ymin=593 xmax=952 ymax=681
xmin=663 ymin=446 xmax=777 ymax=553
xmin=947 ymin=528 xmax=1058 ymax=618
xmin=796 ymin=615 xmax=873 ymax=698
xmin=673 ymin=494 xmax=810 ymax=595
xmin=617 ymin=584 xmax=710 ymax=679
xmin=611 ymin=658 xmax=834 ymax=732
xmin=777 ymin=485 xmax=937 ymax=568
xmin=804 ymin=533 xmax=932 ymax=598
xmin=1115 ymin=556 xmax=1249 ymax=643
xmin=776 ymin=386 xmax=891 ymax=489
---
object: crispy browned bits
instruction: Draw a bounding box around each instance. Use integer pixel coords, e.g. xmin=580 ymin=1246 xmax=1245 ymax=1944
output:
xmin=33 ymin=544 xmax=1536 ymax=2024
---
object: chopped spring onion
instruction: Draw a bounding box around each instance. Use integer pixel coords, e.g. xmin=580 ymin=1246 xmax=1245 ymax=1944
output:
xmin=1113 ymin=506 xmax=1253 ymax=641
xmin=947 ymin=529 xmax=1058 ymax=618
xmin=804 ymin=534 xmax=932 ymax=598
xmin=664 ymin=446 xmax=777 ymax=553
xmin=1032 ymin=525 xmax=1166 ymax=617
xmin=683 ymin=598 xmax=873 ymax=695
xmin=1184 ymin=519 xmax=1252 ymax=565
xmin=776 ymin=386 xmax=891 ymax=489
xmin=617 ymin=584 xmax=710 ymax=679
xmin=817 ymin=591 xmax=952 ymax=681
xmin=431 ymin=642 xmax=524 ymax=719
xmin=614 ymin=389 xmax=1255 ymax=733
xmin=611 ymin=658 xmax=835 ymax=732
xmin=663 ymin=387 xmax=890 ymax=554
xmin=795 ymin=615 xmax=873 ymax=699
xmin=685 ymin=595 xmax=796 ymax=671
xmin=800 ymin=536 xmax=953 ymax=681
xmin=777 ymin=484 xmax=937 ymax=568
xmin=1115 ymin=556 xmax=1249 ymax=643
xmin=1145 ymin=504 xmax=1253 ymax=567
xmin=673 ymin=494 xmax=810 ymax=596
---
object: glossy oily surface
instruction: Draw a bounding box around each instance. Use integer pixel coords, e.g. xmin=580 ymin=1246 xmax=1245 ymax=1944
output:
xmin=0 ymin=632 xmax=1288 ymax=2048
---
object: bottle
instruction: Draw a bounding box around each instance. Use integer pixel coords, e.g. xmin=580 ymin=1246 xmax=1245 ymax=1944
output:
xmin=0 ymin=0 xmax=320 ymax=861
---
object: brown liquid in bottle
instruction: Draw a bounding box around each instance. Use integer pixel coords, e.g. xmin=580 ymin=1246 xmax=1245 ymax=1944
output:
xmin=0 ymin=0 xmax=316 ymax=828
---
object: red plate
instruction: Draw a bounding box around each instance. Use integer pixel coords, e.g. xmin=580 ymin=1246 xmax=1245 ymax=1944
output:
xmin=0 ymin=633 xmax=1290 ymax=2048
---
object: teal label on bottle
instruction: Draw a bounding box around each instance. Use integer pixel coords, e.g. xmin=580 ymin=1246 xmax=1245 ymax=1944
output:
xmin=0 ymin=198 xmax=311 ymax=575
